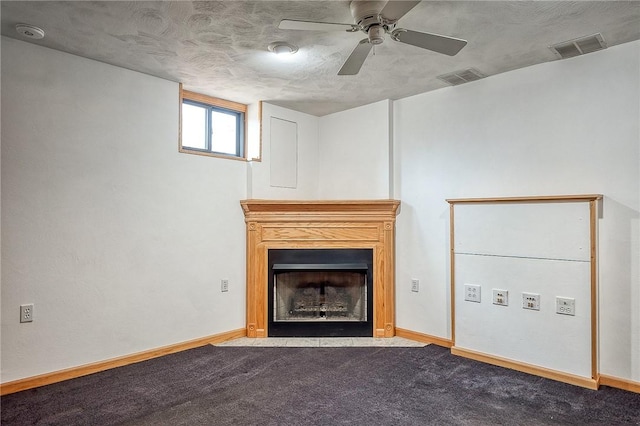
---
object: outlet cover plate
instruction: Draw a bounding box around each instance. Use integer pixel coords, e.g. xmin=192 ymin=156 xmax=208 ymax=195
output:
xmin=522 ymin=292 xmax=540 ymax=310
xmin=556 ymin=297 xmax=575 ymax=316
xmin=221 ymin=279 xmax=229 ymax=292
xmin=20 ymin=304 xmax=34 ymax=323
xmin=411 ymin=279 xmax=419 ymax=292
xmin=492 ymin=289 xmax=509 ymax=306
xmin=464 ymin=284 xmax=481 ymax=303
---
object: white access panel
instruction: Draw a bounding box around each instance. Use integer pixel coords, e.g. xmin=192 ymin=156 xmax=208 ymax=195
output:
xmin=270 ymin=117 xmax=297 ymax=188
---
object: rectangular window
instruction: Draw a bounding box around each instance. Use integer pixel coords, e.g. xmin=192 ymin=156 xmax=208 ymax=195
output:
xmin=179 ymin=86 xmax=246 ymax=160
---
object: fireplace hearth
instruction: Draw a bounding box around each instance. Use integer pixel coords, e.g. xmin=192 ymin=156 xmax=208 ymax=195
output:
xmin=269 ymin=249 xmax=373 ymax=337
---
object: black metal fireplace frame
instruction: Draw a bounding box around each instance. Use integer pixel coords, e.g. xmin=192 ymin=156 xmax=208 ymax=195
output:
xmin=267 ymin=248 xmax=374 ymax=337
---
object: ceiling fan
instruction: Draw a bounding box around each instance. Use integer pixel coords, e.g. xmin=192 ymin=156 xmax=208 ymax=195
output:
xmin=279 ymin=0 xmax=467 ymax=75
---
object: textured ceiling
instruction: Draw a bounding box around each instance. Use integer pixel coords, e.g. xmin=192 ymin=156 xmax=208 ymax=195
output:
xmin=2 ymin=1 xmax=639 ymax=116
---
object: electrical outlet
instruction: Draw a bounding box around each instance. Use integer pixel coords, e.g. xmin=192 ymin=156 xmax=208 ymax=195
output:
xmin=411 ymin=279 xmax=419 ymax=292
xmin=221 ymin=279 xmax=229 ymax=292
xmin=464 ymin=284 xmax=481 ymax=303
xmin=556 ymin=297 xmax=575 ymax=316
xmin=522 ymin=293 xmax=540 ymax=310
xmin=20 ymin=304 xmax=34 ymax=323
xmin=492 ymin=289 xmax=509 ymax=306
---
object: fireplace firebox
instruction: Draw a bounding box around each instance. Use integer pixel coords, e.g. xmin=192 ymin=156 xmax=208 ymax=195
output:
xmin=268 ymin=249 xmax=373 ymax=337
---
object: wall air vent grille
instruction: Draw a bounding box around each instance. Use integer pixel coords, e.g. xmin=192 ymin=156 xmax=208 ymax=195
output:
xmin=437 ymin=68 xmax=486 ymax=86
xmin=550 ymin=33 xmax=607 ymax=59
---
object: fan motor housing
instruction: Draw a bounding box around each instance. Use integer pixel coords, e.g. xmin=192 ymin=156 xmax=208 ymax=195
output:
xmin=350 ymin=1 xmax=386 ymax=28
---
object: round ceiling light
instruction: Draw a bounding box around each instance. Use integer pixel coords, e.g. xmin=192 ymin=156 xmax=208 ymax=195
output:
xmin=16 ymin=24 xmax=45 ymax=40
xmin=268 ymin=42 xmax=298 ymax=55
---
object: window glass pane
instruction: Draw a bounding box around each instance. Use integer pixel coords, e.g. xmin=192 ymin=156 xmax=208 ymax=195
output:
xmin=182 ymin=103 xmax=207 ymax=149
xmin=211 ymin=110 xmax=238 ymax=155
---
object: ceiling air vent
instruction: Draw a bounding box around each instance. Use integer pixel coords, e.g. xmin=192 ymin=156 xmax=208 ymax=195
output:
xmin=437 ymin=68 xmax=486 ymax=86
xmin=550 ymin=33 xmax=607 ymax=59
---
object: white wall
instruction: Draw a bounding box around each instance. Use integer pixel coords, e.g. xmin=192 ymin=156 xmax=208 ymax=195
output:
xmin=394 ymin=41 xmax=640 ymax=381
xmin=1 ymin=37 xmax=247 ymax=382
xmin=248 ymin=103 xmax=319 ymax=199
xmin=2 ymin=34 xmax=638 ymax=386
xmin=318 ymin=100 xmax=392 ymax=199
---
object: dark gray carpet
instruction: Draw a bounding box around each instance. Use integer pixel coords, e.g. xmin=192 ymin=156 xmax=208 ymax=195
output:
xmin=2 ymin=345 xmax=639 ymax=425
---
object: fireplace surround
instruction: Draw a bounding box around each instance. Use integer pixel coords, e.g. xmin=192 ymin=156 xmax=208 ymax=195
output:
xmin=240 ymin=199 xmax=400 ymax=338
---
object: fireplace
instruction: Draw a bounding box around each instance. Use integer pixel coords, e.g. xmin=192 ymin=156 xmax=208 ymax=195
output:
xmin=268 ymin=248 xmax=373 ymax=337
xmin=240 ymin=199 xmax=400 ymax=338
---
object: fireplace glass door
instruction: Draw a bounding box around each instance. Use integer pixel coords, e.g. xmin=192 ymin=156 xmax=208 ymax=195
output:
xmin=273 ymin=268 xmax=367 ymax=322
xmin=268 ymin=249 xmax=373 ymax=337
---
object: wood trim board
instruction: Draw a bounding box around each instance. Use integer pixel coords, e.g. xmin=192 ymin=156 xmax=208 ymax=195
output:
xmin=449 ymin=203 xmax=456 ymax=345
xmin=4 ymin=326 xmax=638 ymax=396
xmin=599 ymin=374 xmax=640 ymax=394
xmin=452 ymin=346 xmax=599 ymax=390
xmin=181 ymin=89 xmax=247 ymax=113
xmin=395 ymin=328 xmax=452 ymax=348
xmin=0 ymin=328 xmax=246 ymax=396
xmin=589 ymin=199 xmax=598 ymax=379
xmin=446 ymin=194 xmax=603 ymax=204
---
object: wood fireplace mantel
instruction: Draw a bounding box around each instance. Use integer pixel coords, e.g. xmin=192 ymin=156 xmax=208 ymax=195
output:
xmin=240 ymin=199 xmax=401 ymax=338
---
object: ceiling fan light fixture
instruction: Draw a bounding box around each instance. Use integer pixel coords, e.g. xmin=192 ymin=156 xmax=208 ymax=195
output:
xmin=368 ymin=24 xmax=385 ymax=45
xmin=268 ymin=42 xmax=298 ymax=55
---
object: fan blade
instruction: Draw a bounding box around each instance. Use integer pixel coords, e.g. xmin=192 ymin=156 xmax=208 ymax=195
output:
xmin=279 ymin=19 xmax=357 ymax=32
xmin=380 ymin=1 xmax=421 ymax=22
xmin=391 ymin=29 xmax=467 ymax=56
xmin=338 ymin=39 xmax=373 ymax=75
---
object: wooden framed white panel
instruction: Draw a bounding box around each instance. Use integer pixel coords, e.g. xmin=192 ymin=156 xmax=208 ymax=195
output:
xmin=448 ymin=195 xmax=601 ymax=387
